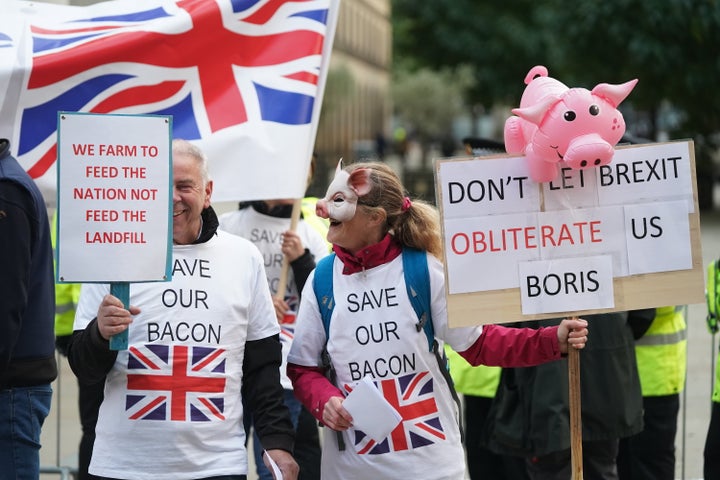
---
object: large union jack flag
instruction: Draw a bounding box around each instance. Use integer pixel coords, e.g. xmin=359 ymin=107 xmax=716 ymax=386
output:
xmin=0 ymin=0 xmax=339 ymax=202
xmin=352 ymin=371 xmax=447 ymax=455
xmin=125 ymin=344 xmax=228 ymax=422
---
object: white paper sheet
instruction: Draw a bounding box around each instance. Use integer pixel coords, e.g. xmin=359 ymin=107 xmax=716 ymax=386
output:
xmin=343 ymin=376 xmax=402 ymax=442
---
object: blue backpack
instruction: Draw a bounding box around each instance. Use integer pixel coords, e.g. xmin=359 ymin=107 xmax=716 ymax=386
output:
xmin=312 ymin=247 xmax=462 ymax=448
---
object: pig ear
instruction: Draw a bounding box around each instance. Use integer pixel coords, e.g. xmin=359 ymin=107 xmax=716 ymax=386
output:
xmin=348 ymin=168 xmax=372 ymax=197
xmin=335 ymin=157 xmax=344 ymax=174
xmin=591 ymin=79 xmax=638 ymax=108
xmin=512 ymin=94 xmax=561 ymax=126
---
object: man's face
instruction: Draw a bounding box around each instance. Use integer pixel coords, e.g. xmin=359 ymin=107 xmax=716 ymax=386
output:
xmin=172 ymin=152 xmax=212 ymax=245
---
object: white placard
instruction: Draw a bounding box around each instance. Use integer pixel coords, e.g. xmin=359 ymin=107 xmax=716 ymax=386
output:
xmin=444 ymin=212 xmax=541 ymax=294
xmin=543 ymin=166 xmax=600 ymax=211
xmin=538 ymin=206 xmax=629 ymax=277
xmin=56 ymin=112 xmax=172 ymax=283
xmin=624 ymin=200 xmax=692 ymax=275
xmin=519 ymin=255 xmax=615 ymax=314
xmin=596 ymin=142 xmax=694 ymax=212
xmin=438 ymin=155 xmax=540 ymax=219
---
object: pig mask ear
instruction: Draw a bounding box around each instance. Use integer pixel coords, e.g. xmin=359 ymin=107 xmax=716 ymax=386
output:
xmin=348 ymin=168 xmax=372 ymax=197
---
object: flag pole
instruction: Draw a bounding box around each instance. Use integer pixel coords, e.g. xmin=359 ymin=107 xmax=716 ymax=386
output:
xmin=275 ymin=199 xmax=303 ymax=301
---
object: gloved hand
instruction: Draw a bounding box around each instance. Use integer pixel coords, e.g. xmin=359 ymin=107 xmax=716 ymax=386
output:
xmin=708 ymin=259 xmax=719 ymax=334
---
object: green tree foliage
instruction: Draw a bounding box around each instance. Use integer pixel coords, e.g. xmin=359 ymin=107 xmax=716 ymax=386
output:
xmin=393 ymin=0 xmax=720 ymax=144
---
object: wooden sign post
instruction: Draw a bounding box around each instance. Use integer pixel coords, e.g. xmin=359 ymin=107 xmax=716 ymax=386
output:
xmin=55 ymin=112 xmax=173 ymax=350
xmin=435 ymin=140 xmax=705 ymax=479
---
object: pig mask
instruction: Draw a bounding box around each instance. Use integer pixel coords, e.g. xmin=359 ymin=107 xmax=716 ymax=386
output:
xmin=315 ymin=160 xmax=372 ymax=222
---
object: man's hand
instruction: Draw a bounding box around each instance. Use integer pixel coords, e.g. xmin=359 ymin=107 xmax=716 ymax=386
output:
xmin=557 ymin=317 xmax=589 ymax=354
xmin=263 ymin=449 xmax=299 ymax=480
xmin=96 ymin=294 xmax=141 ymax=341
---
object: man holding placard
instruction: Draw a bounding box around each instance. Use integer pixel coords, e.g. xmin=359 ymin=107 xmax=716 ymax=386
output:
xmin=68 ymin=140 xmax=298 ymax=480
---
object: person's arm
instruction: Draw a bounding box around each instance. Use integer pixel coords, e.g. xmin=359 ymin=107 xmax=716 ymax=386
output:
xmin=67 ymin=320 xmax=118 ymax=385
xmin=282 ymin=229 xmax=316 ymax=294
xmin=287 ymin=362 xmax=344 ymax=423
xmin=289 ymin=251 xmax=315 ymax=294
xmin=243 ymin=334 xmax=295 ymax=452
xmin=0 ymin=181 xmax=33 ymax=372
xmin=458 ymin=318 xmax=588 ymax=367
xmin=67 ymin=293 xmax=137 ymax=384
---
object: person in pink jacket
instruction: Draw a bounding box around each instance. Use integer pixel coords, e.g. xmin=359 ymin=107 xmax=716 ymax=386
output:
xmin=287 ymin=161 xmax=588 ymax=480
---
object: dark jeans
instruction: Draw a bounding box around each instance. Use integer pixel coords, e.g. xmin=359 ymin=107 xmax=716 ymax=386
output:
xmin=617 ymin=394 xmax=679 ymax=480
xmin=526 ymin=439 xmax=619 ymax=480
xmin=0 ymin=384 xmax=53 ymax=480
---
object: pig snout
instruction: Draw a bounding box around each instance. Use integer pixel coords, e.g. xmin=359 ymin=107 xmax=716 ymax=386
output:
xmin=562 ymin=133 xmax=615 ymax=170
xmin=316 ymin=199 xmax=330 ymax=219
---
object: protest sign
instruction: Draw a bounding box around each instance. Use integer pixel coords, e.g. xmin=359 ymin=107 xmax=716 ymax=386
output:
xmin=435 ymin=140 xmax=705 ymax=327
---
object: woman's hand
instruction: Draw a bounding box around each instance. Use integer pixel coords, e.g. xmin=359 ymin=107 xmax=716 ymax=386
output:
xmin=557 ymin=317 xmax=589 ymax=353
xmin=322 ymin=396 xmax=354 ymax=431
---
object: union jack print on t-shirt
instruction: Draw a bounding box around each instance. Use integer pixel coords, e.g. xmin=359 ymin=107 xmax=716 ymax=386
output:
xmin=353 ymin=371 xmax=446 ymax=455
xmin=125 ymin=344 xmax=227 ymax=422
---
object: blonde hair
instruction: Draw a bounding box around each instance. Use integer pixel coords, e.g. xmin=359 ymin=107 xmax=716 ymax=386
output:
xmin=348 ymin=162 xmax=443 ymax=258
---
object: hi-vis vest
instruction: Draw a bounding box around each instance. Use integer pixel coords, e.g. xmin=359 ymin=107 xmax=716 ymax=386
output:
xmin=301 ymin=197 xmax=331 ymax=251
xmin=635 ymin=306 xmax=687 ymax=396
xmin=51 ymin=211 xmax=81 ymax=336
xmin=445 ymin=345 xmax=500 ymax=398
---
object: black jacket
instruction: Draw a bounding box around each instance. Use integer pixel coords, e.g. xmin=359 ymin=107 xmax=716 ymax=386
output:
xmin=0 ymin=139 xmax=57 ymax=388
xmin=483 ymin=309 xmax=655 ymax=457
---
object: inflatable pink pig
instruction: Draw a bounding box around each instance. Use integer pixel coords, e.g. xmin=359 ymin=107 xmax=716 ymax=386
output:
xmin=315 ymin=159 xmax=371 ymax=222
xmin=504 ymin=65 xmax=638 ymax=182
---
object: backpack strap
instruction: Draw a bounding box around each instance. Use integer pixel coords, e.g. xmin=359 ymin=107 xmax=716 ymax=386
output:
xmin=402 ymin=247 xmax=434 ymax=351
xmin=402 ymin=247 xmax=464 ymax=441
xmin=314 ymin=253 xmax=336 ymax=337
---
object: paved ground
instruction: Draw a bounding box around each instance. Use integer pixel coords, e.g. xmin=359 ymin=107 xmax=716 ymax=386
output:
xmin=40 ymin=200 xmax=720 ymax=480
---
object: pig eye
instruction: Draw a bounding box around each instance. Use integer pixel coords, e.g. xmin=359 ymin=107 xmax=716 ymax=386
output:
xmin=332 ymin=194 xmax=345 ymax=205
xmin=563 ymin=111 xmax=576 ymax=121
xmin=589 ymin=105 xmax=600 ymax=116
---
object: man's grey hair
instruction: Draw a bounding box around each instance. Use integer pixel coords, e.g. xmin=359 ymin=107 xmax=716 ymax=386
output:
xmin=172 ymin=139 xmax=210 ymax=183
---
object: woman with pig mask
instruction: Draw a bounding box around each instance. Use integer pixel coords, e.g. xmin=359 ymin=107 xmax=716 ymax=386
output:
xmin=287 ymin=160 xmax=589 ymax=480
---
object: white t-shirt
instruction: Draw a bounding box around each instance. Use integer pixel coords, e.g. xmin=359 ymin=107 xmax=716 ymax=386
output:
xmin=288 ymin=251 xmax=483 ymax=480
xmin=219 ymin=206 xmax=328 ymax=389
xmin=74 ymin=231 xmax=279 ymax=480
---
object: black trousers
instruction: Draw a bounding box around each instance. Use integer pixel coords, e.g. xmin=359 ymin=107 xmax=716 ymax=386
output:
xmin=464 ymin=395 xmax=529 ymax=480
xmin=617 ymin=394 xmax=679 ymax=480
xmin=78 ymin=378 xmax=105 ymax=480
xmin=294 ymin=406 xmax=322 ymax=480
xmin=705 ymin=400 xmax=720 ymax=480
xmin=526 ymin=439 xmax=619 ymax=480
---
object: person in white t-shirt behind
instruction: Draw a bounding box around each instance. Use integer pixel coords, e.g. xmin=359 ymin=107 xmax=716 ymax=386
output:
xmin=219 ymin=197 xmax=327 ymax=480
xmin=287 ymin=160 xmax=589 ymax=480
